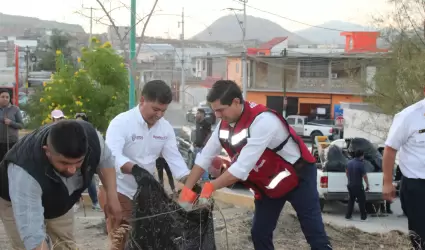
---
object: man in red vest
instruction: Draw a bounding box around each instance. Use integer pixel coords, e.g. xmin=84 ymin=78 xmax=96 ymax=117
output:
xmin=179 ymin=80 xmax=332 ymax=250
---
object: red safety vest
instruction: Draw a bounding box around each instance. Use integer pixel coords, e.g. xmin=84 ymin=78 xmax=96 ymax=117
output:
xmin=218 ymin=101 xmax=316 ymax=199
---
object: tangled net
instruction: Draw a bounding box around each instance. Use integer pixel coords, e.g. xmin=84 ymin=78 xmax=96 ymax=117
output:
xmin=124 ymin=167 xmax=216 ymax=250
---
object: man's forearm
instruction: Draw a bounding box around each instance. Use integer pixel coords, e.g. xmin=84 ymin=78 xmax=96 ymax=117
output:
xmin=383 ymin=146 xmax=397 ymax=185
xmin=184 ymin=165 xmax=205 ymax=189
xmin=98 ymin=168 xmax=118 ymax=196
xmin=210 ymin=171 xmax=239 ymax=190
xmin=363 ymin=175 xmax=369 ymax=187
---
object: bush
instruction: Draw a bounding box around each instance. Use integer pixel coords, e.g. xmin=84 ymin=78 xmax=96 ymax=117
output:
xmin=24 ymin=40 xmax=129 ymax=133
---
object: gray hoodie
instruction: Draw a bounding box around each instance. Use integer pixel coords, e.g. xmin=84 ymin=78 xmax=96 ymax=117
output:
xmin=0 ymin=104 xmax=24 ymax=144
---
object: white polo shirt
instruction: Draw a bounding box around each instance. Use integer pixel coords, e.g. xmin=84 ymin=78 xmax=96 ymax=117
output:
xmin=195 ymin=112 xmax=301 ymax=181
xmin=105 ymin=106 xmax=190 ymax=199
xmin=385 ymin=99 xmax=425 ymax=179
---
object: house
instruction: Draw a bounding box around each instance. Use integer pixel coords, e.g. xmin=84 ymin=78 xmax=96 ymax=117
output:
xmin=192 ymin=53 xmax=228 ymax=81
xmin=225 ymin=31 xmax=389 ymax=119
xmin=247 ymin=37 xmax=288 ymax=56
xmin=174 ymin=47 xmax=228 ymax=72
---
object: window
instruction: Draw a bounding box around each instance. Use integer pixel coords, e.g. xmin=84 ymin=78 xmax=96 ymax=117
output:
xmin=297 ymin=118 xmax=304 ymax=125
xmin=202 ymin=60 xmax=206 ymax=70
xmin=300 ymin=59 xmax=329 ymax=78
xmin=287 ymin=118 xmax=295 ymax=125
xmin=236 ymin=63 xmax=240 ymax=73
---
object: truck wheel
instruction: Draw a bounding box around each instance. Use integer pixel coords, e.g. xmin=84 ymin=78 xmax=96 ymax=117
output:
xmin=365 ymin=202 xmax=380 ymax=214
xmin=310 ymin=131 xmax=323 ymax=142
xmin=319 ymin=199 xmax=325 ymax=211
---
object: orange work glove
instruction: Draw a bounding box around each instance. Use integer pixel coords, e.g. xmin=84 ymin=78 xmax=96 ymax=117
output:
xmin=178 ymin=186 xmax=197 ymax=211
xmin=198 ymin=182 xmax=215 ymax=206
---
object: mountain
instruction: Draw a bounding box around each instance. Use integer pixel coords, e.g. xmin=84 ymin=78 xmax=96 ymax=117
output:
xmin=192 ymin=15 xmax=312 ymax=46
xmin=0 ymin=13 xmax=85 ymax=36
xmin=295 ymin=20 xmax=375 ymax=44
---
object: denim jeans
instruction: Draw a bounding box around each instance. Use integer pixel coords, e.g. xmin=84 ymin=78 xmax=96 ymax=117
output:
xmin=87 ymin=177 xmax=98 ymax=204
xmin=194 ymin=147 xmax=209 ymax=181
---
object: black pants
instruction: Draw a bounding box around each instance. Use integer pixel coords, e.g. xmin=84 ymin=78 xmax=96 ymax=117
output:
xmin=400 ymin=177 xmax=425 ymax=250
xmin=156 ymin=157 xmax=175 ymax=191
xmin=251 ymin=164 xmax=332 ymax=250
xmin=0 ymin=142 xmax=16 ymax=161
xmin=345 ymin=185 xmax=367 ymax=220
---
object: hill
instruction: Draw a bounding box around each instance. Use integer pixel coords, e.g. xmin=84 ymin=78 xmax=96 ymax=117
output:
xmin=0 ymin=13 xmax=85 ymax=36
xmin=192 ymin=15 xmax=311 ymax=46
xmin=294 ymin=20 xmax=375 ymax=44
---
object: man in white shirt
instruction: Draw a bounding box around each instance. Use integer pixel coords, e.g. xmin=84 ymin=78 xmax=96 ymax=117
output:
xmin=179 ymin=80 xmax=331 ymax=250
xmin=105 ymin=80 xmax=190 ymax=250
xmin=383 ymin=94 xmax=425 ymax=250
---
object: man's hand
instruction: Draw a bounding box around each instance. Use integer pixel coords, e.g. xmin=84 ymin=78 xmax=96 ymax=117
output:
xmin=178 ymin=186 xmax=197 ymax=211
xmin=4 ymin=118 xmax=11 ymax=125
xmin=365 ymin=186 xmax=370 ymax=192
xmin=105 ymin=192 xmax=122 ymax=229
xmin=197 ymin=182 xmax=214 ymax=208
xmin=383 ymin=182 xmax=396 ymax=201
xmin=120 ymin=162 xmax=135 ymax=174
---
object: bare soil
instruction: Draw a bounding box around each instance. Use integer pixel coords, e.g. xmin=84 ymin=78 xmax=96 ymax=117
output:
xmin=0 ymin=201 xmax=411 ymax=250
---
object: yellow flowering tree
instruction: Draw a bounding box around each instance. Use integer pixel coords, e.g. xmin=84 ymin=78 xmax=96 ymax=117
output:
xmin=24 ymin=38 xmax=129 ymax=132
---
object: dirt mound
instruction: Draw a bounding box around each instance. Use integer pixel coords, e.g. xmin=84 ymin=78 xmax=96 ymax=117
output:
xmin=213 ymin=204 xmax=411 ymax=250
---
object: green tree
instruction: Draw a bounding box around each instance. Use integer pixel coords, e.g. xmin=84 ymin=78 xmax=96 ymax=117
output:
xmin=24 ymin=39 xmax=129 ymax=132
xmin=363 ymin=0 xmax=425 ymax=115
xmin=37 ymin=29 xmax=73 ymax=71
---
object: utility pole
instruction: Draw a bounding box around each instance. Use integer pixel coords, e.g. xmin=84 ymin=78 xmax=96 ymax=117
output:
xmin=89 ymin=7 xmax=93 ymax=47
xmin=179 ymin=8 xmax=185 ymax=109
xmin=129 ymin=0 xmax=136 ymax=109
xmin=241 ymin=0 xmax=248 ymax=99
xmin=282 ymin=48 xmax=287 ymax=117
xmin=81 ymin=5 xmax=94 ymax=48
xmin=25 ymin=46 xmax=29 ymax=96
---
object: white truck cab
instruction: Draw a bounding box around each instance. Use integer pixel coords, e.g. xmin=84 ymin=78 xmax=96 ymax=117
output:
xmin=286 ymin=115 xmax=340 ymax=141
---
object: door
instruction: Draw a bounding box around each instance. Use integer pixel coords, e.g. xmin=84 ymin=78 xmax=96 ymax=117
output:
xmin=286 ymin=97 xmax=299 ymax=116
xmin=293 ymin=117 xmax=305 ymax=135
xmin=286 ymin=117 xmax=301 ymax=136
xmin=266 ymin=96 xmax=283 ymax=115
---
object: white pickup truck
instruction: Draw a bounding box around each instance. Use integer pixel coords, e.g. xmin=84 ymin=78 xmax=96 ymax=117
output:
xmin=286 ymin=115 xmax=341 ymax=141
xmin=314 ymin=138 xmax=384 ymax=214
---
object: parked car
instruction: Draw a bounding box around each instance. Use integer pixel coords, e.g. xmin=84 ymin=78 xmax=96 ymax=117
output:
xmin=173 ymin=126 xmax=195 ymax=167
xmin=314 ymin=138 xmax=384 ymax=213
xmin=20 ymin=110 xmax=29 ymax=125
xmin=186 ymin=106 xmax=216 ymax=124
xmin=286 ymin=115 xmax=340 ymax=141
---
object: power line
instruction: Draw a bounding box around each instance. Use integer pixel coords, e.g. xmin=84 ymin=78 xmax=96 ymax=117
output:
xmin=230 ymin=0 xmax=345 ymax=32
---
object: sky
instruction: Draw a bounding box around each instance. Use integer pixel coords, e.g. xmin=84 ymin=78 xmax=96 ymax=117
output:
xmin=1 ymin=0 xmax=392 ymax=39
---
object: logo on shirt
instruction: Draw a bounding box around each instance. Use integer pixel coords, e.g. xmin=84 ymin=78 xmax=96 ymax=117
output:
xmin=153 ymin=135 xmax=167 ymax=140
xmin=131 ymin=134 xmax=143 ymax=141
